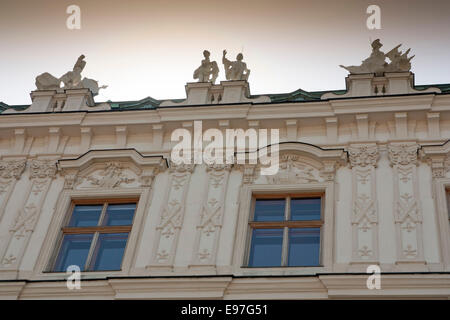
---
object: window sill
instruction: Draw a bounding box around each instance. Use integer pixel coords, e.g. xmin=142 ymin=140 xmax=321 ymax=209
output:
xmin=235 ymin=265 xmax=329 ymax=277
xmin=33 ymin=270 xmax=126 ymax=281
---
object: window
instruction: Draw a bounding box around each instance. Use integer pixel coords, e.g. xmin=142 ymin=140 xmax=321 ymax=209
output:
xmin=247 ymin=194 xmax=323 ymax=267
xmin=52 ymin=199 xmax=138 ymax=272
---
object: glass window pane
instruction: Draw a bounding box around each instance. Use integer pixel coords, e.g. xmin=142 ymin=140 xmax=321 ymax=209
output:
xmin=253 ymin=199 xmax=285 ymax=221
xmin=53 ymin=234 xmax=93 ymax=272
xmin=68 ymin=205 xmax=103 ymax=227
xmin=103 ymin=203 xmax=136 ymax=226
xmin=288 ymin=228 xmax=320 ymax=266
xmin=248 ymin=228 xmax=283 ymax=267
xmin=290 ymin=198 xmax=321 ymax=221
xmin=90 ymin=233 xmax=129 ymax=271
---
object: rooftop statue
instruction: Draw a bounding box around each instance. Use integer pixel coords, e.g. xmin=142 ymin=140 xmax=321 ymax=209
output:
xmin=340 ymin=39 xmax=414 ymax=75
xmin=59 ymin=54 xmax=86 ymax=89
xmin=385 ymin=45 xmax=415 ymax=72
xmin=193 ymin=50 xmax=219 ymax=84
xmin=35 ymin=55 xmax=107 ymax=96
xmin=222 ymin=50 xmax=250 ymax=81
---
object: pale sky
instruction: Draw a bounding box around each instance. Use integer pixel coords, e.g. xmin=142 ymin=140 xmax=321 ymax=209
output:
xmin=1 ymin=0 xmax=449 ymax=105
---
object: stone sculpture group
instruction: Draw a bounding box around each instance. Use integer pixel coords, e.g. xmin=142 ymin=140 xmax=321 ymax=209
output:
xmin=193 ymin=50 xmax=250 ymax=84
xmin=34 ymin=40 xmax=415 ymax=94
xmin=340 ymin=39 xmax=414 ymax=75
xmin=35 ymin=55 xmax=107 ymax=96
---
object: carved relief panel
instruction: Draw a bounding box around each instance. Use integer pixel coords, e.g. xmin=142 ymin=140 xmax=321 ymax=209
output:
xmin=388 ymin=143 xmax=425 ymax=263
xmin=0 ymin=159 xmax=26 ymax=221
xmin=191 ymin=164 xmax=232 ymax=266
xmin=149 ymin=162 xmax=195 ymax=268
xmin=59 ymin=150 xmax=166 ymax=192
xmin=0 ymin=159 xmax=57 ymax=269
xmin=348 ymin=144 xmax=379 ymax=263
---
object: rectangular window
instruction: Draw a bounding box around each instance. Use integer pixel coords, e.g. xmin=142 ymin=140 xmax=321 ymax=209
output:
xmin=247 ymin=194 xmax=323 ymax=267
xmin=52 ymin=199 xmax=137 ymax=272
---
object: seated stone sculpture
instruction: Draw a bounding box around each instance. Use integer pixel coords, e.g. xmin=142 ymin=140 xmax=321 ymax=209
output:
xmin=193 ymin=50 xmax=219 ymax=84
xmin=340 ymin=39 xmax=387 ymax=75
xmin=35 ymin=55 xmax=106 ymax=96
xmin=222 ymin=50 xmax=250 ymax=81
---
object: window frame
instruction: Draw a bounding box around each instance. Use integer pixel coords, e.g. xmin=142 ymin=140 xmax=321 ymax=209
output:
xmin=233 ymin=183 xmax=335 ymax=275
xmin=33 ymin=186 xmax=151 ymax=280
xmin=245 ymin=193 xmax=324 ymax=268
xmin=50 ymin=198 xmax=139 ymax=272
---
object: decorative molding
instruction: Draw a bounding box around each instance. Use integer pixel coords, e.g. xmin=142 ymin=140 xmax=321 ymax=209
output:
xmin=191 ymin=163 xmax=232 ymax=266
xmin=420 ymin=140 xmax=450 ymax=179
xmin=58 ymin=149 xmax=167 ymax=190
xmin=420 ymin=141 xmax=450 ymax=270
xmin=0 ymin=159 xmax=56 ymax=270
xmin=388 ymin=143 xmax=418 ymax=166
xmin=387 ymin=143 xmax=424 ymax=264
xmin=348 ymin=144 xmax=379 ymax=168
xmin=348 ymin=144 xmax=379 ymax=263
xmin=266 ymin=154 xmax=322 ymax=184
xmin=0 ymin=159 xmax=27 ymax=221
xmin=148 ymin=161 xmax=195 ymax=268
xmin=238 ymin=142 xmax=346 ymax=185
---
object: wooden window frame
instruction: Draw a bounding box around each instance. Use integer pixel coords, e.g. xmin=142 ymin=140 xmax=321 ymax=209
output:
xmin=51 ymin=197 xmax=138 ymax=272
xmin=246 ymin=192 xmax=324 ymax=268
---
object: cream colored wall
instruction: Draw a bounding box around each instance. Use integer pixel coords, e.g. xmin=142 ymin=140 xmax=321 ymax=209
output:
xmin=0 ymin=93 xmax=449 ymax=289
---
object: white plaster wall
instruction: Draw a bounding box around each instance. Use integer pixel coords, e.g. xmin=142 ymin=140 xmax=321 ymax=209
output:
xmin=418 ymin=163 xmax=440 ymax=264
xmin=0 ymin=95 xmax=449 ymax=281
xmin=334 ymin=166 xmax=352 ymax=264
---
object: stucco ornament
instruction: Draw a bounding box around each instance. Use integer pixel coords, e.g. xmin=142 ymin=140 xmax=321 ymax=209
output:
xmin=35 ymin=55 xmax=107 ymax=96
xmin=86 ymin=162 xmax=134 ymax=188
xmin=193 ymin=50 xmax=219 ymax=84
xmin=348 ymin=145 xmax=379 ymax=168
xmin=222 ymin=50 xmax=250 ymax=80
xmin=388 ymin=144 xmax=418 ymax=166
xmin=340 ymin=39 xmax=414 ymax=75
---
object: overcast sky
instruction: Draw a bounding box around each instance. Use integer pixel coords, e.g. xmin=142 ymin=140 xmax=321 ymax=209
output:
xmin=1 ymin=0 xmax=449 ymax=105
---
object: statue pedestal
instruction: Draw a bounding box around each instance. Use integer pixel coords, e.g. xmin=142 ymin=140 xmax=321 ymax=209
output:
xmin=221 ymin=80 xmax=251 ymax=104
xmin=3 ymin=88 xmax=95 ymax=113
xmin=160 ymin=80 xmax=270 ymax=107
xmin=321 ymin=72 xmax=441 ymax=99
xmin=64 ymin=88 xmax=95 ymax=111
xmin=184 ymin=82 xmax=214 ymax=105
xmin=25 ymin=90 xmax=58 ymax=113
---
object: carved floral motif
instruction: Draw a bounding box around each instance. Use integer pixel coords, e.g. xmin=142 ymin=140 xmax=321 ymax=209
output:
xmin=266 ymin=154 xmax=321 ymax=184
xmin=348 ymin=145 xmax=379 ymax=168
xmin=10 ymin=204 xmax=38 ymax=239
xmin=86 ymin=162 xmax=134 ymax=188
xmin=29 ymin=160 xmax=57 ymax=180
xmin=388 ymin=144 xmax=418 ymax=166
xmin=0 ymin=160 xmax=26 ymax=180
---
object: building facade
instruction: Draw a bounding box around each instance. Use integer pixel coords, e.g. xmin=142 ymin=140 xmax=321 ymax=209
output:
xmin=0 ymin=46 xmax=449 ymax=299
